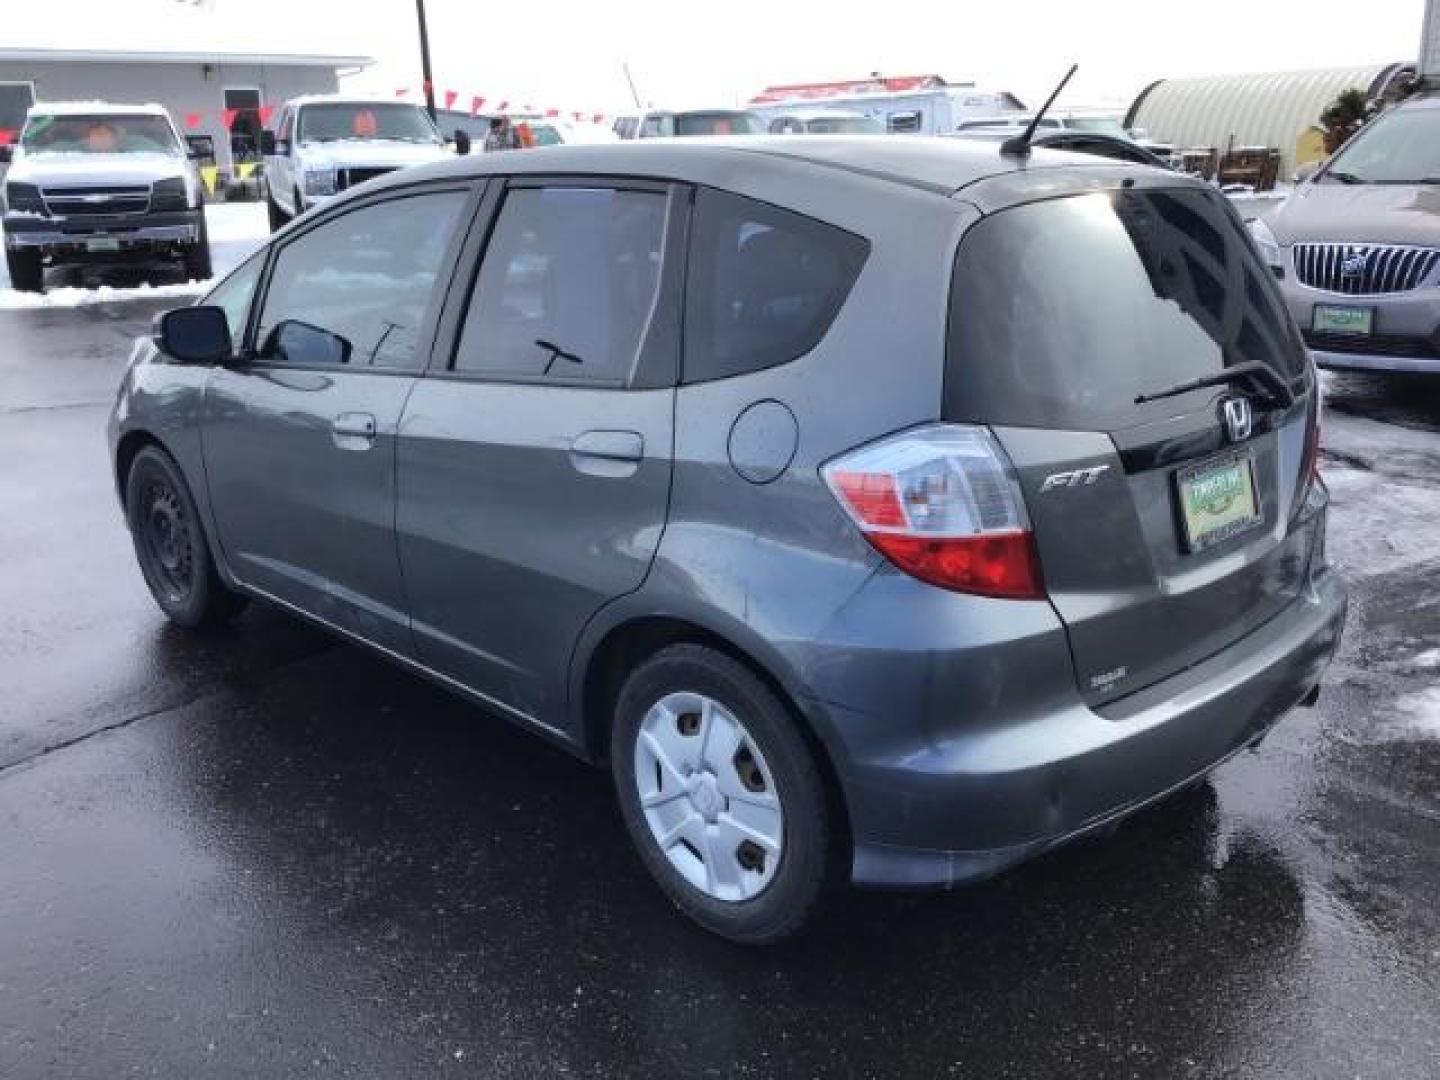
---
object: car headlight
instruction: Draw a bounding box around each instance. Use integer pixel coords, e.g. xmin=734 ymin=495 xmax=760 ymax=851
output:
xmin=3 ymin=181 xmax=46 ymax=215
xmin=1247 ymin=217 xmax=1285 ymax=278
xmin=150 ymin=177 xmax=190 ymax=211
xmin=303 ymin=168 xmax=336 ymax=197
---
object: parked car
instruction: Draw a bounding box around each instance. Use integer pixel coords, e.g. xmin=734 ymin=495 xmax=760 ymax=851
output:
xmin=110 ymin=137 xmax=1345 ymax=943
xmin=612 ymin=109 xmax=765 ymax=139
xmin=513 ymin=118 xmax=619 ymax=146
xmin=1251 ymin=94 xmax=1440 ymax=375
xmin=948 ymin=127 xmax=1172 ymax=167
xmin=260 ymin=95 xmax=465 ymax=232
xmin=750 ymin=83 xmax=1024 ymax=135
xmin=2 ymin=102 xmax=209 ymax=293
xmin=766 ymin=110 xmax=885 ymax=134
xmin=956 ymin=112 xmax=1181 ymax=166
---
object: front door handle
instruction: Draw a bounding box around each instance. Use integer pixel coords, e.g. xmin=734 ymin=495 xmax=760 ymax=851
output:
xmin=332 ymin=411 xmax=377 ymax=449
xmin=569 ymin=430 xmax=643 ymax=477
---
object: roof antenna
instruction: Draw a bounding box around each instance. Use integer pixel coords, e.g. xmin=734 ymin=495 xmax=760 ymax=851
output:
xmin=1001 ymin=63 xmax=1079 ymax=158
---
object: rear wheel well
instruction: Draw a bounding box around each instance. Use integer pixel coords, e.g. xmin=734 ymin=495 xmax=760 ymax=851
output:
xmin=582 ymin=616 xmax=852 ymax=847
xmin=115 ymin=431 xmax=166 ymax=509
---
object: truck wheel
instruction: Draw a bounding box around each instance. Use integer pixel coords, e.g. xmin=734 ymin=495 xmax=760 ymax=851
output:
xmin=611 ymin=644 xmax=839 ymax=944
xmin=125 ymin=445 xmax=247 ymax=628
xmin=182 ymin=217 xmax=213 ymax=281
xmin=5 ymin=247 xmax=44 ymax=293
xmin=266 ymin=189 xmax=289 ymax=232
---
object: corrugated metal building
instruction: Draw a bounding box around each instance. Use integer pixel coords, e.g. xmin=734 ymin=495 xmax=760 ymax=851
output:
xmin=1125 ymin=64 xmax=1414 ymax=178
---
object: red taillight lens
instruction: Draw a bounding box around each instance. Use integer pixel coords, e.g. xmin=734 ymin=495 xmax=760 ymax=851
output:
xmin=866 ymin=531 xmax=1044 ymax=599
xmin=1291 ymin=378 xmax=1322 ymax=519
xmin=823 ymin=424 xmax=1045 ymax=600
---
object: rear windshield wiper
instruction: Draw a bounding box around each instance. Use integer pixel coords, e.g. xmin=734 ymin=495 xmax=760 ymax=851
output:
xmin=1134 ymin=361 xmax=1295 ymax=408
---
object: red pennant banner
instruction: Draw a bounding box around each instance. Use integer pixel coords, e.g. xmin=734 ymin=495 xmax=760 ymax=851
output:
xmin=545 ymin=108 xmax=559 ymax=118
xmin=470 ymin=95 xmax=486 ymax=116
xmin=258 ymin=105 xmax=275 ymax=126
xmin=592 ymin=113 xmax=605 ymax=124
xmin=184 ymin=112 xmax=202 ymax=129
xmin=221 ymin=108 xmax=240 ymax=130
xmin=444 ymin=90 xmax=459 ymax=110
xmin=395 ymin=86 xmax=410 ymax=97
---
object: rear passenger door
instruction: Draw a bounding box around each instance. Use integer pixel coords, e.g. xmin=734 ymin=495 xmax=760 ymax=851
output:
xmin=396 ymin=179 xmax=685 ymax=729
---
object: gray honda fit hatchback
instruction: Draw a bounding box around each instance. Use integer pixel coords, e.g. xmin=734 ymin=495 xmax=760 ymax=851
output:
xmin=109 ymin=138 xmax=1347 ymax=942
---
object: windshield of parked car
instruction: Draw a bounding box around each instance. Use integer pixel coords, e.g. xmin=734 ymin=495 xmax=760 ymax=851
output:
xmin=674 ymin=111 xmax=765 ymax=136
xmin=21 ymin=113 xmax=180 ymax=155
xmin=298 ymin=103 xmax=441 ymax=144
xmin=524 ymin=123 xmax=563 ymax=147
xmin=1065 ymin=116 xmax=1130 ymax=137
xmin=805 ymin=115 xmax=884 ymax=133
xmin=1324 ymin=106 xmax=1440 ymax=183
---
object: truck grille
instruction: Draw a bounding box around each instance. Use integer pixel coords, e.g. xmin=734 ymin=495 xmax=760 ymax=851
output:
xmin=41 ymin=185 xmax=151 ymax=218
xmin=1293 ymin=243 xmax=1440 ymax=295
xmin=339 ymin=167 xmax=396 ymax=190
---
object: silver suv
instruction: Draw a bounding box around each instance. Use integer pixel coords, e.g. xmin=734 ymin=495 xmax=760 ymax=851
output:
xmin=109 ymin=139 xmax=1346 ymax=942
xmin=1253 ymin=94 xmax=1440 ymax=374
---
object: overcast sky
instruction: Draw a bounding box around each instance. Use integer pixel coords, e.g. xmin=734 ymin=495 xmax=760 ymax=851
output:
xmin=28 ymin=0 xmax=1431 ymax=113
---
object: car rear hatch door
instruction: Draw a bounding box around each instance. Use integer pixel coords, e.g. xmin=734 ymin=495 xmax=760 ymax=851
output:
xmin=947 ymin=185 xmax=1318 ymax=705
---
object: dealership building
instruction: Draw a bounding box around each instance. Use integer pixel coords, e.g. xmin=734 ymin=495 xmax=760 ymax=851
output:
xmin=0 ymin=46 xmax=371 ymax=182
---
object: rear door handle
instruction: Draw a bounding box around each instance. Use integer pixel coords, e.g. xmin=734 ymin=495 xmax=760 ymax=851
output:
xmin=332 ymin=411 xmax=377 ymax=448
xmin=569 ymin=430 xmax=643 ymax=477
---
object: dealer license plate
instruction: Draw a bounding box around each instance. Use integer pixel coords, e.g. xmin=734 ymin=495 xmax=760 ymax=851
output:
xmin=85 ymin=237 xmax=121 ymax=253
xmin=1177 ymin=451 xmax=1261 ymax=552
xmin=1312 ymin=304 xmax=1373 ymax=336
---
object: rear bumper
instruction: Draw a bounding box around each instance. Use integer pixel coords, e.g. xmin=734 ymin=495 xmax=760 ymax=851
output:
xmin=3 ymin=208 xmax=202 ymax=252
xmin=813 ymin=541 xmax=1346 ymax=889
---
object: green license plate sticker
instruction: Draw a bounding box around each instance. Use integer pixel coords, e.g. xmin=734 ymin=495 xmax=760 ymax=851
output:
xmin=1312 ymin=304 xmax=1373 ymax=336
xmin=1178 ymin=452 xmax=1261 ymax=552
xmin=85 ymin=237 xmax=120 ymax=252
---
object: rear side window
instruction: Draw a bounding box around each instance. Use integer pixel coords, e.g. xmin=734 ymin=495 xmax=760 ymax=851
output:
xmin=683 ymin=188 xmax=869 ymax=384
xmin=946 ymin=188 xmax=1306 ymax=431
xmin=453 ymin=186 xmax=670 ymax=386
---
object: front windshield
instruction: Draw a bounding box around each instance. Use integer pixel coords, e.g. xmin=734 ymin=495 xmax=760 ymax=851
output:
xmin=1066 ymin=116 xmax=1130 ymax=137
xmin=674 ymin=111 xmax=765 ymax=136
xmin=1324 ymin=107 xmax=1440 ymax=184
xmin=298 ymin=103 xmax=440 ymax=144
xmin=21 ymin=113 xmax=180 ymax=155
xmin=806 ymin=116 xmax=884 ymax=134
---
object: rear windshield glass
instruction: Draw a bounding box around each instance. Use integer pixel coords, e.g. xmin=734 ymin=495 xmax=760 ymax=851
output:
xmin=946 ymin=188 xmax=1306 ymax=431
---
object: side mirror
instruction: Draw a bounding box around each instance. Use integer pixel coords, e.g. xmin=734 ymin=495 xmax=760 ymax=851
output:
xmin=0 ymin=145 xmax=13 ymax=165
xmin=1294 ymin=161 xmax=1321 ymax=184
xmin=155 ymin=306 xmax=232 ymax=364
xmin=453 ymin=129 xmax=472 ymax=156
xmin=260 ymin=130 xmax=277 ymax=155
xmin=263 ymin=319 xmax=351 ymax=366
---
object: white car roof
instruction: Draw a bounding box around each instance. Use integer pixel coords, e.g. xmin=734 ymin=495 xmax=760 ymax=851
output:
xmin=770 ymin=109 xmax=871 ymax=122
xmin=27 ymin=101 xmax=170 ymax=118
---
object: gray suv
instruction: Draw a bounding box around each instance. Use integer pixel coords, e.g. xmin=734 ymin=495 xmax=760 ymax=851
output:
xmin=1254 ymin=94 xmax=1440 ymax=374
xmin=108 ymin=139 xmax=1347 ymax=942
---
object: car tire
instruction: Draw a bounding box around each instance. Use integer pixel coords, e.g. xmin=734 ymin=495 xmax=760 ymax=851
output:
xmin=265 ymin=188 xmax=289 ymax=233
xmin=611 ymin=643 xmax=838 ymax=944
xmin=182 ymin=216 xmax=213 ymax=281
xmin=125 ymin=446 xmax=247 ymax=628
xmin=6 ymin=247 xmax=44 ymax=293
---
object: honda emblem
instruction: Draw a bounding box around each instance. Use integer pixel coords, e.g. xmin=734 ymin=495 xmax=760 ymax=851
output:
xmin=1221 ymin=397 xmax=1253 ymax=443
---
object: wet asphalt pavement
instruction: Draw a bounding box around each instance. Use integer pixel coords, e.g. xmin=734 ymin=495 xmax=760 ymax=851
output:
xmin=2 ymin=298 xmax=1439 ymax=1079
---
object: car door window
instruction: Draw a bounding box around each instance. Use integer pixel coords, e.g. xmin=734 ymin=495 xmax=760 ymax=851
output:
xmin=255 ymin=190 xmax=467 ymax=369
xmin=683 ymin=187 xmax=869 ymax=383
xmin=202 ymin=253 xmax=264 ymax=351
xmin=453 ymin=186 xmax=669 ymax=386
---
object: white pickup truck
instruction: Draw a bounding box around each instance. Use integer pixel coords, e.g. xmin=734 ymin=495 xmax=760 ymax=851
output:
xmin=1 ymin=102 xmax=209 ymax=294
xmin=261 ymin=96 xmax=467 ymax=231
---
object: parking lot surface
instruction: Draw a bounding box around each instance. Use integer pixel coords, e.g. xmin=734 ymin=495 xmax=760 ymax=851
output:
xmin=2 ymin=295 xmax=1438 ymax=1078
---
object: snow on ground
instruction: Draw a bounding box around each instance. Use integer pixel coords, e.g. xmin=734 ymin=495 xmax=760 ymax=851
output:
xmin=0 ymin=201 xmax=267 ymax=310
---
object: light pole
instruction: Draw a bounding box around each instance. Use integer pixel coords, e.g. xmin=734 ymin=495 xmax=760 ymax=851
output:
xmin=415 ymin=0 xmax=437 ymax=122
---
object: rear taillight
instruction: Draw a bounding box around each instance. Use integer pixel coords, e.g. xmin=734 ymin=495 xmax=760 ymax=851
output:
xmin=1292 ymin=379 xmax=1322 ymax=519
xmin=823 ymin=424 xmax=1044 ymax=599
